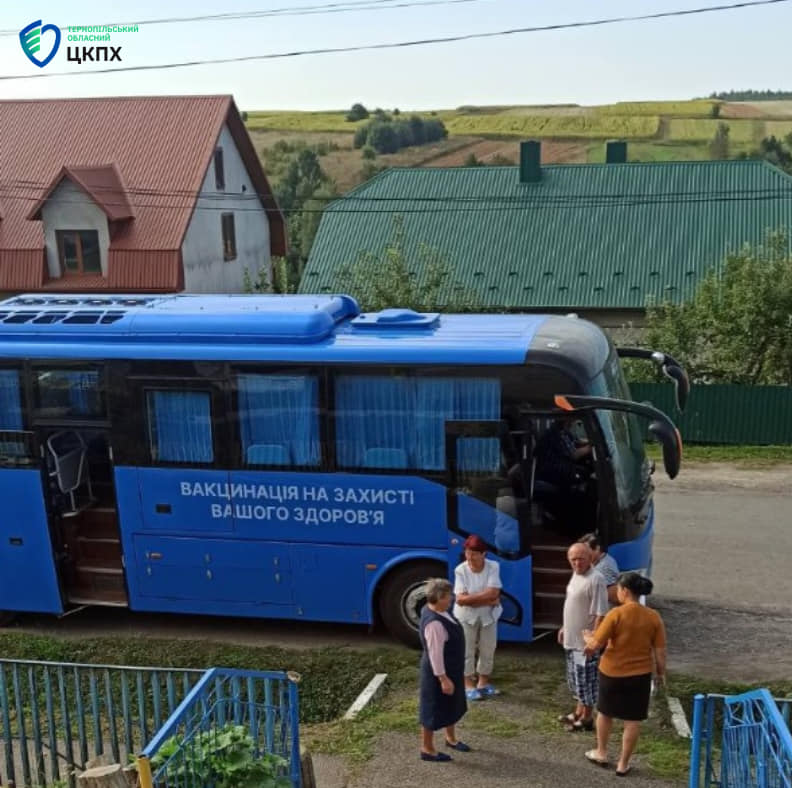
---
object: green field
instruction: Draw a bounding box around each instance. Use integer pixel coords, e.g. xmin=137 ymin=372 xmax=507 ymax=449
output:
xmin=246 ymin=111 xmax=362 ymax=133
xmin=595 ymin=99 xmax=718 ymax=117
xmin=441 ymin=113 xmax=660 ymax=139
xmin=666 ymin=118 xmax=761 ymax=143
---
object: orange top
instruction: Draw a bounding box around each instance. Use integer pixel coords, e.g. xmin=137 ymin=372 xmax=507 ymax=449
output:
xmin=593 ymin=602 xmax=667 ymax=678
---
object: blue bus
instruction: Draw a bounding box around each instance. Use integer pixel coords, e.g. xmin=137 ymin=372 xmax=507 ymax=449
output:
xmin=0 ymin=293 xmax=686 ymax=645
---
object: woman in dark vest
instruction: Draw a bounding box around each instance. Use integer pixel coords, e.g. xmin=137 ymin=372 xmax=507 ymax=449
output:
xmin=418 ymin=577 xmax=469 ymax=761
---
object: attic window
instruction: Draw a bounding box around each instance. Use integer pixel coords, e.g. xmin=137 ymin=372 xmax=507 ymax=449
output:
xmin=214 ymin=148 xmax=225 ymax=191
xmin=56 ymin=230 xmax=101 ymax=276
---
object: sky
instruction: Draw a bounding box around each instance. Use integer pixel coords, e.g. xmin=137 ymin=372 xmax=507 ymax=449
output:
xmin=0 ymin=0 xmax=790 ymax=110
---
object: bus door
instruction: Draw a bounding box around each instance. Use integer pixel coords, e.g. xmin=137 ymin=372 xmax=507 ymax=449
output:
xmin=30 ymin=364 xmax=127 ymax=607
xmin=0 ymin=431 xmax=63 ymax=614
xmin=444 ymin=420 xmax=534 ymax=641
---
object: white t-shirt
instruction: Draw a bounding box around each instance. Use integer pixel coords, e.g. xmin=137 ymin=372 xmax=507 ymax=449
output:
xmin=453 ymin=558 xmax=503 ymax=626
xmin=562 ymin=568 xmax=608 ymax=651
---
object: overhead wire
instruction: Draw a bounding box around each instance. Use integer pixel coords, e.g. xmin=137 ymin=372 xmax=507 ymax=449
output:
xmin=1 ymin=0 xmax=789 ymax=81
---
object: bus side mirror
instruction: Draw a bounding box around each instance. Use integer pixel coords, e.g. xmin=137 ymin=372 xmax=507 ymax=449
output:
xmin=662 ymin=363 xmax=690 ymax=413
xmin=648 ymin=420 xmax=682 ymax=480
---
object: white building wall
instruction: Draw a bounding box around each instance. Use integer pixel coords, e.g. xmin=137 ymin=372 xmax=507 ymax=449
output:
xmin=181 ymin=125 xmax=272 ymax=293
xmin=41 ymin=180 xmax=110 ymax=278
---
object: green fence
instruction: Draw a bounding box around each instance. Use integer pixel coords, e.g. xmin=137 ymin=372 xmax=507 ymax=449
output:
xmin=629 ymin=383 xmax=792 ymax=445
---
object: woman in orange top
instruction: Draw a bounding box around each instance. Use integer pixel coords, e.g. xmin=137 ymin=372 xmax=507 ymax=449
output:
xmin=581 ymin=572 xmax=667 ymax=777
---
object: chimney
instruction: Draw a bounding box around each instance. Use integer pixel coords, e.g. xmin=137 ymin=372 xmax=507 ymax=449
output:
xmin=519 ymin=140 xmax=542 ymax=183
xmin=606 ymin=140 xmax=628 ymax=164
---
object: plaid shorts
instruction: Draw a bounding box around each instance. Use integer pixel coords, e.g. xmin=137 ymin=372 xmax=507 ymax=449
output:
xmin=565 ymin=650 xmax=600 ymax=707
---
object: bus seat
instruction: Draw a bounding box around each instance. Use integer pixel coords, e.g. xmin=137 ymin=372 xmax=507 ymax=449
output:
xmin=246 ymin=443 xmax=291 ymax=465
xmin=362 ymin=447 xmax=409 ymax=469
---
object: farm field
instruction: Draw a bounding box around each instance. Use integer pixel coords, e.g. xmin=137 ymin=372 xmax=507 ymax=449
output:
xmin=245 ymin=99 xmax=792 ymax=195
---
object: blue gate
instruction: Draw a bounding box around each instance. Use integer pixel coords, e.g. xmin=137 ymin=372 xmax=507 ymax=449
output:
xmin=689 ymin=689 xmax=792 ymax=787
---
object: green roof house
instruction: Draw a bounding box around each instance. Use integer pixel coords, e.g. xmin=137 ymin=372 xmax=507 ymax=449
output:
xmin=301 ymin=141 xmax=792 ymax=328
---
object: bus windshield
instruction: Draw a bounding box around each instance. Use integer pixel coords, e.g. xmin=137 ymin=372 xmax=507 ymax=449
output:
xmin=591 ymin=351 xmax=651 ymax=510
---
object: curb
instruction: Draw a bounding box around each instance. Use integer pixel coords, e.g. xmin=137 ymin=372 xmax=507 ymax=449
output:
xmin=343 ymin=673 xmax=388 ymax=720
xmin=667 ymin=694 xmax=692 ymax=738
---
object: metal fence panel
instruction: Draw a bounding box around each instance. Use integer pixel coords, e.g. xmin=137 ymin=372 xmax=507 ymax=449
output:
xmin=630 ymin=383 xmax=792 ymax=444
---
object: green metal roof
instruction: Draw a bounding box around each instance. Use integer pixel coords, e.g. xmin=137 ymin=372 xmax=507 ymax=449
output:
xmin=301 ymin=160 xmax=792 ymax=310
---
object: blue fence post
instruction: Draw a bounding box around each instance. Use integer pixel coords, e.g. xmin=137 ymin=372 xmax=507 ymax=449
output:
xmin=704 ymin=695 xmax=717 ymax=786
xmin=288 ymin=676 xmax=301 ymax=788
xmin=689 ymin=693 xmax=705 ymax=788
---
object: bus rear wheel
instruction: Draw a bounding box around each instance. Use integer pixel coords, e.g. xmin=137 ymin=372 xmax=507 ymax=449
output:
xmin=0 ymin=611 xmax=16 ymax=627
xmin=378 ymin=561 xmax=446 ymax=648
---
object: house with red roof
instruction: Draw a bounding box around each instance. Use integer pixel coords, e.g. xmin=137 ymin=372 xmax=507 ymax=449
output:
xmin=0 ymin=96 xmax=286 ymax=293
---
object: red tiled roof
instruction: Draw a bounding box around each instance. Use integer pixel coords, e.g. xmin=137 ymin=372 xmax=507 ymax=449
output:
xmin=28 ymin=164 xmax=135 ymax=222
xmin=0 ymin=95 xmax=286 ymax=290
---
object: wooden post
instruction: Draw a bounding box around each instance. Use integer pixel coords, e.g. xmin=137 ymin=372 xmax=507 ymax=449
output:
xmin=76 ymin=763 xmax=131 ymax=788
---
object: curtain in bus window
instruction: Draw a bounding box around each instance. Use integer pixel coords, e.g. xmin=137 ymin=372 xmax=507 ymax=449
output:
xmin=67 ymin=371 xmax=99 ymax=415
xmin=237 ymin=374 xmax=319 ymax=466
xmin=0 ymin=371 xmax=23 ymax=430
xmin=147 ymin=391 xmax=213 ymax=463
xmin=455 ymin=378 xmax=501 ymax=472
xmin=336 ymin=376 xmax=414 ymax=468
xmin=414 ymin=378 xmax=456 ymax=470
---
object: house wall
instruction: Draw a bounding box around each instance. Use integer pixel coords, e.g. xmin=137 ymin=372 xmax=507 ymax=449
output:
xmin=181 ymin=125 xmax=271 ymax=293
xmin=41 ymin=180 xmax=110 ymax=278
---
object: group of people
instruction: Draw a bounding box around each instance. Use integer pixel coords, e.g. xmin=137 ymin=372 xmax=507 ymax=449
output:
xmin=417 ymin=532 xmax=667 ymax=777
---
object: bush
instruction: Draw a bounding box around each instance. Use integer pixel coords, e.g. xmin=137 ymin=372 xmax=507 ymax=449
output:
xmin=241 ymin=111 xmax=248 ymax=122
xmin=346 ymin=102 xmax=369 ymax=122
xmin=361 ymin=146 xmax=376 ymax=160
xmin=368 ymin=121 xmax=400 ymax=154
xmin=353 ymin=126 xmax=369 ymax=149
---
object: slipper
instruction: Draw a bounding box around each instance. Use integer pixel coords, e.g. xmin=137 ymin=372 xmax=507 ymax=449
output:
xmin=567 ymin=718 xmax=594 ymax=732
xmin=420 ymin=752 xmax=452 ymax=762
xmin=465 ymin=688 xmax=483 ymax=701
xmin=616 ymin=765 xmax=632 ymax=776
xmin=479 ymin=684 xmax=500 ymax=697
xmin=445 ymin=740 xmax=471 ymax=752
xmin=584 ymin=750 xmax=609 ymax=768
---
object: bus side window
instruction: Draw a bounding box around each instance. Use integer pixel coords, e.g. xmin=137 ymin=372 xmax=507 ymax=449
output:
xmin=146 ymin=390 xmax=214 ymax=464
xmin=236 ymin=374 xmax=319 ymax=467
xmin=0 ymin=370 xmax=23 ymax=430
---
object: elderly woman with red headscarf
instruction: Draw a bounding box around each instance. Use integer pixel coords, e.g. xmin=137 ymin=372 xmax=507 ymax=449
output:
xmin=453 ymin=534 xmax=503 ymax=700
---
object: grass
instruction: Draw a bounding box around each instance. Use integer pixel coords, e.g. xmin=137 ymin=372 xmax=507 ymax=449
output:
xmin=645 ymin=443 xmax=792 ymax=466
xmin=764 ymin=120 xmax=792 ymax=138
xmin=0 ymin=632 xmax=417 ymax=724
xmin=246 ymin=111 xmax=363 ymax=133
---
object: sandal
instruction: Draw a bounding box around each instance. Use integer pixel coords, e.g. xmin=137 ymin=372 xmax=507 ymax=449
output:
xmin=616 ymin=765 xmax=632 ymax=776
xmin=566 ymin=718 xmax=594 ymax=732
xmin=479 ymin=684 xmax=500 ymax=697
xmin=584 ymin=749 xmax=609 ymax=767
xmin=465 ymin=688 xmax=483 ymax=701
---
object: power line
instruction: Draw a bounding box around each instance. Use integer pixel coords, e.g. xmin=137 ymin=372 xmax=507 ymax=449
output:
xmin=0 ymin=0 xmax=489 ymax=37
xmin=1 ymin=0 xmax=788 ymax=81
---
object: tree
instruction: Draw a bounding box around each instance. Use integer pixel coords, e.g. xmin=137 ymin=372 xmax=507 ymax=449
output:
xmin=463 ymin=153 xmax=483 ymax=167
xmin=346 ymin=102 xmax=369 ymax=122
xmin=639 ymin=231 xmax=792 ymax=385
xmin=708 ymin=122 xmax=730 ymax=160
xmin=361 ymin=146 xmax=376 ymax=160
xmin=243 ymin=256 xmax=298 ymax=294
xmin=739 ymin=134 xmax=792 ymax=174
xmin=336 ymin=214 xmax=480 ymax=311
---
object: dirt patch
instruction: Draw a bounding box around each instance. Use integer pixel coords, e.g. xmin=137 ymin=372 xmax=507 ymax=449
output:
xmin=719 ymin=102 xmax=765 ymax=119
xmin=426 ymin=139 xmax=588 ymax=167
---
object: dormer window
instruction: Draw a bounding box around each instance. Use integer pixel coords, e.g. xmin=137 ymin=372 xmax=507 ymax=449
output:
xmin=214 ymin=148 xmax=225 ymax=191
xmin=56 ymin=230 xmax=101 ymax=275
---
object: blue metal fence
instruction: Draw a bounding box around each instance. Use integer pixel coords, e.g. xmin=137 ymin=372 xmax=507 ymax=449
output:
xmin=138 ymin=668 xmax=301 ymax=788
xmin=0 ymin=658 xmax=203 ymax=787
xmin=689 ymin=689 xmax=792 ymax=787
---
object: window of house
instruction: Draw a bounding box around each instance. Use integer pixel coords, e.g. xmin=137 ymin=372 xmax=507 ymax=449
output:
xmin=214 ymin=148 xmax=225 ymax=190
xmin=237 ymin=374 xmax=320 ymax=467
xmin=56 ymin=230 xmax=101 ymax=275
xmin=222 ymin=213 xmax=237 ymax=261
xmin=334 ymin=374 xmax=501 ymax=471
xmin=146 ymin=390 xmax=214 ymax=463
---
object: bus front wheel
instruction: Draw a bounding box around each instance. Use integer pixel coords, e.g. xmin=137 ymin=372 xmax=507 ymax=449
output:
xmin=378 ymin=561 xmax=446 ymax=648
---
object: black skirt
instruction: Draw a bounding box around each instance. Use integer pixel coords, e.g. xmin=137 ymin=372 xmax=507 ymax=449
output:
xmin=596 ymin=671 xmax=652 ymax=721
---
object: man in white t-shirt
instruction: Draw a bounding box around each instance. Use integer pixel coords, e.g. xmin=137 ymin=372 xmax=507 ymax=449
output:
xmin=453 ymin=534 xmax=502 ymax=701
xmin=557 ymin=541 xmax=608 ymax=731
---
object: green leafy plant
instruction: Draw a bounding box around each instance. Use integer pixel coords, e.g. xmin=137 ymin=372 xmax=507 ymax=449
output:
xmin=149 ymin=723 xmax=291 ymax=788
